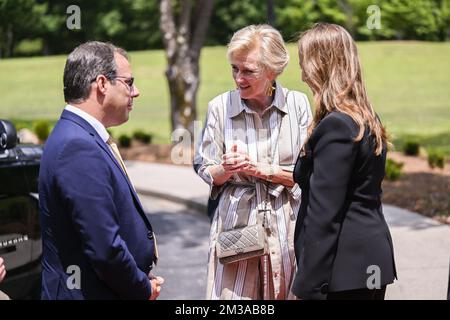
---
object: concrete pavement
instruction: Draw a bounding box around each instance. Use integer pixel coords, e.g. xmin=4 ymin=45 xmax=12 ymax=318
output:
xmin=128 ymin=161 xmax=209 ymax=212
xmin=126 ymin=161 xmax=450 ymax=300
xmin=140 ymin=196 xmax=209 ymax=300
xmin=383 ymin=204 xmax=450 ymax=299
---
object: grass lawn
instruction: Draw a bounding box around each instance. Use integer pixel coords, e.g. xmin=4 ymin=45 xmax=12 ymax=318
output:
xmin=0 ymin=41 xmax=449 ymax=153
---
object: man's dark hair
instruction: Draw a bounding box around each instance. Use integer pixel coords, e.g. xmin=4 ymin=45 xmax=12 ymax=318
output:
xmin=63 ymin=41 xmax=128 ymax=104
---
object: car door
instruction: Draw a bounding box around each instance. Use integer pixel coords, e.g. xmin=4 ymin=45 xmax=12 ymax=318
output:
xmin=0 ymin=194 xmax=41 ymax=299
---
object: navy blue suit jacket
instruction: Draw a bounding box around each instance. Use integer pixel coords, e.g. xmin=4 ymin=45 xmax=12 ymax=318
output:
xmin=39 ymin=110 xmax=156 ymax=300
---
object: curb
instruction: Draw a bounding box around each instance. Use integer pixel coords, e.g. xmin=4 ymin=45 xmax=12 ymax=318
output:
xmin=135 ymin=187 xmax=207 ymax=213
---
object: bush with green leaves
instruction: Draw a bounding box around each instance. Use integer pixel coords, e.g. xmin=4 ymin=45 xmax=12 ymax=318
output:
xmin=385 ymin=158 xmax=404 ymax=181
xmin=403 ymin=140 xmax=420 ymax=156
xmin=13 ymin=121 xmax=30 ymax=131
xmin=33 ymin=120 xmax=50 ymax=142
xmin=118 ymin=134 xmax=131 ymax=148
xmin=132 ymin=130 xmax=152 ymax=144
xmin=427 ymin=149 xmax=446 ymax=169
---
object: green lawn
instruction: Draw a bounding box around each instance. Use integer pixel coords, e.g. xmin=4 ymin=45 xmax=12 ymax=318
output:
xmin=1 ymin=42 xmax=449 ymax=153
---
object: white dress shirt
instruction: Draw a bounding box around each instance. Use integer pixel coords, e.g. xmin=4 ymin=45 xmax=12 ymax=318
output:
xmin=64 ymin=104 xmax=110 ymax=143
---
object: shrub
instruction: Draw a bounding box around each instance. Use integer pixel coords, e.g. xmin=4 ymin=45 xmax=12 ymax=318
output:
xmin=33 ymin=120 xmax=50 ymax=142
xmin=132 ymin=129 xmax=152 ymax=144
xmin=385 ymin=158 xmax=404 ymax=181
xmin=13 ymin=121 xmax=29 ymax=131
xmin=403 ymin=139 xmax=420 ymax=156
xmin=427 ymin=149 xmax=446 ymax=169
xmin=118 ymin=134 xmax=131 ymax=148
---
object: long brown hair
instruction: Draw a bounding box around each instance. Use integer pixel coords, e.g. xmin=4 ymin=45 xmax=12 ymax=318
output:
xmin=298 ymin=23 xmax=389 ymax=155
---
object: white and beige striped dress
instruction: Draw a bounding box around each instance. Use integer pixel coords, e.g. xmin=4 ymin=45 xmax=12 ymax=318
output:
xmin=197 ymin=83 xmax=312 ymax=300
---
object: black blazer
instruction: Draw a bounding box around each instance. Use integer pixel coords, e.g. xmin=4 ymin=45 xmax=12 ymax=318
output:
xmin=292 ymin=111 xmax=397 ymax=300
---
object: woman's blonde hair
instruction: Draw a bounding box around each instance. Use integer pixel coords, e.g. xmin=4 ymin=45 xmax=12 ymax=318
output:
xmin=227 ymin=24 xmax=289 ymax=76
xmin=298 ymin=23 xmax=389 ymax=155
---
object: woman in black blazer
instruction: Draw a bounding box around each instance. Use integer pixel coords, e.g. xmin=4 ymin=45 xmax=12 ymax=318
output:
xmin=291 ymin=23 xmax=397 ymax=300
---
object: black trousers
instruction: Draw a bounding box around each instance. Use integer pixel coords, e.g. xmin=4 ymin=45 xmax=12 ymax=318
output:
xmin=327 ymin=286 xmax=387 ymax=300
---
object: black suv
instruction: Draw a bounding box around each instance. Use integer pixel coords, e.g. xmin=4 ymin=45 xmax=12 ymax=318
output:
xmin=0 ymin=120 xmax=42 ymax=299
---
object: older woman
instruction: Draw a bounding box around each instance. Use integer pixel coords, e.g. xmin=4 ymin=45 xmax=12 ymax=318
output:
xmin=197 ymin=24 xmax=312 ymax=300
xmin=292 ymin=23 xmax=397 ymax=300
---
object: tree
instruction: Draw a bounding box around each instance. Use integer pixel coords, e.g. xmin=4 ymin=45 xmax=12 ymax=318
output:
xmin=0 ymin=0 xmax=45 ymax=58
xmin=373 ymin=0 xmax=442 ymax=40
xmin=276 ymin=0 xmax=318 ymax=41
xmin=207 ymin=0 xmax=265 ymax=45
xmin=439 ymin=0 xmax=450 ymax=40
xmin=267 ymin=0 xmax=276 ymax=26
xmin=276 ymin=0 xmax=353 ymax=41
xmin=159 ymin=0 xmax=214 ymax=138
xmin=337 ymin=0 xmax=356 ymax=36
xmin=40 ymin=0 xmax=161 ymax=56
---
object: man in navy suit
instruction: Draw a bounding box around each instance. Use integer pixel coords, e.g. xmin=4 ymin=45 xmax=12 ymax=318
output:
xmin=39 ymin=41 xmax=163 ymax=300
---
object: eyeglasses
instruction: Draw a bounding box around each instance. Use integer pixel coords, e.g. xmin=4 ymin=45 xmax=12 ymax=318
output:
xmin=114 ymin=76 xmax=135 ymax=92
xmin=90 ymin=74 xmax=135 ymax=92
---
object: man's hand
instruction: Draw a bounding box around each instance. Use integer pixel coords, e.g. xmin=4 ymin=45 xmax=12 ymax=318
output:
xmin=0 ymin=257 xmax=6 ymax=283
xmin=148 ymin=274 xmax=165 ymax=300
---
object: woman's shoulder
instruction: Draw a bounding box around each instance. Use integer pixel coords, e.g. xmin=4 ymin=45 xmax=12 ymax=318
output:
xmin=325 ymin=110 xmax=354 ymax=121
xmin=287 ymin=89 xmax=308 ymax=99
xmin=280 ymin=86 xmax=311 ymax=116
xmin=280 ymin=85 xmax=309 ymax=103
xmin=209 ymin=89 xmax=238 ymax=104
xmin=315 ymin=111 xmax=359 ymax=138
xmin=207 ymin=90 xmax=238 ymax=111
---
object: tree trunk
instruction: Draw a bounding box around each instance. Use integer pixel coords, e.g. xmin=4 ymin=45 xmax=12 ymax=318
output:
xmin=338 ymin=0 xmax=354 ymax=37
xmin=160 ymin=0 xmax=213 ymax=141
xmin=6 ymin=24 xmax=13 ymax=57
xmin=42 ymin=37 xmax=51 ymax=56
xmin=165 ymin=62 xmax=198 ymax=135
xmin=267 ymin=0 xmax=276 ymax=26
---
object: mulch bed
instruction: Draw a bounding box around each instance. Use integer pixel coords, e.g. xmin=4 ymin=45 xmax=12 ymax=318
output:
xmin=121 ymin=142 xmax=174 ymax=165
xmin=383 ymin=152 xmax=450 ymax=225
xmin=383 ymin=173 xmax=450 ymax=224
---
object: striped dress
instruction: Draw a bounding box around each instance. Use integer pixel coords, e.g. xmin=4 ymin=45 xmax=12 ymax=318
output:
xmin=197 ymin=83 xmax=312 ymax=300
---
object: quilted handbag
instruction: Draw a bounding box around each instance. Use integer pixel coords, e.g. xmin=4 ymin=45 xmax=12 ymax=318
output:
xmin=216 ymin=223 xmax=267 ymax=264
